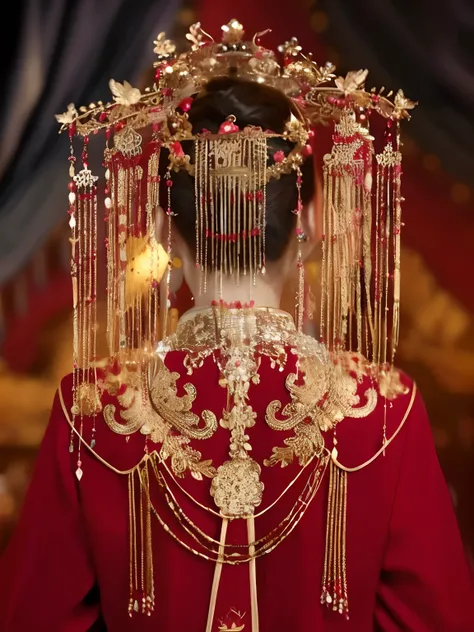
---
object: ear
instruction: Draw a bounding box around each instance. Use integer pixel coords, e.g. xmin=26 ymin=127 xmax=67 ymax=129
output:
xmin=155 ymin=206 xmax=167 ymax=245
xmin=298 ymin=200 xmax=317 ymax=261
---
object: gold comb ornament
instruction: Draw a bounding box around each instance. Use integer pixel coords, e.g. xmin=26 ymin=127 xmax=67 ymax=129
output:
xmin=56 ymin=18 xmax=416 ymax=621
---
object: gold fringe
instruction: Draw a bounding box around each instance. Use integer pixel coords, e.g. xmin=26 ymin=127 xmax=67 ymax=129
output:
xmin=321 ymin=109 xmax=403 ymax=375
xmin=194 ymin=129 xmax=267 ymax=292
xmin=128 ymin=461 xmax=155 ymax=617
xmin=321 ymin=459 xmax=349 ymax=619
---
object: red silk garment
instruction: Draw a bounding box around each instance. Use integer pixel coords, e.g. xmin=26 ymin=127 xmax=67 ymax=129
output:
xmin=0 ymin=356 xmax=472 ymax=632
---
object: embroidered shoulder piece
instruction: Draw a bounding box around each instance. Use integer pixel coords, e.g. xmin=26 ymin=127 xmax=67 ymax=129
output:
xmin=265 ymin=351 xmax=378 ymax=467
xmin=103 ymin=358 xmax=217 ymax=480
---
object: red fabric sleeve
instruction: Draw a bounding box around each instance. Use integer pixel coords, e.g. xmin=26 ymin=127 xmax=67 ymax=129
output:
xmin=375 ymin=390 xmax=474 ymax=631
xmin=0 ymin=381 xmax=100 ymax=631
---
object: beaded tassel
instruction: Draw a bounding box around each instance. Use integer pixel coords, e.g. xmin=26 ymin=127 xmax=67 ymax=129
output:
xmin=194 ymin=121 xmax=267 ymax=295
xmin=128 ymin=463 xmax=155 ymax=617
xmin=321 ymin=459 xmax=349 ymax=619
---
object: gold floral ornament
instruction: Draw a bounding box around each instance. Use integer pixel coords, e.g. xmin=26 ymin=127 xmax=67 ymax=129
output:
xmin=221 ymin=19 xmax=244 ymax=44
xmin=284 ymin=115 xmax=310 ymax=145
xmin=153 ymin=32 xmax=176 ymax=58
xmin=109 ymin=79 xmax=142 ymax=106
xmin=278 ymin=37 xmax=302 ymax=57
xmin=185 ymin=21 xmax=214 ymax=51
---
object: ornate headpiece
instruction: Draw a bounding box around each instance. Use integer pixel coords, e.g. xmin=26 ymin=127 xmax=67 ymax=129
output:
xmin=56 ymin=17 xmax=416 ymax=423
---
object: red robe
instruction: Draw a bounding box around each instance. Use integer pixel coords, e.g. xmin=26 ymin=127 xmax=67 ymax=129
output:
xmin=0 ymin=352 xmax=473 ymax=631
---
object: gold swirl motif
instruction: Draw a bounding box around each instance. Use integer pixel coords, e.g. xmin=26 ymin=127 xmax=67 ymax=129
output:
xmin=266 ymin=356 xmax=329 ymax=432
xmin=103 ymin=356 xmax=217 ymax=479
xmin=265 ymin=356 xmax=377 ymax=467
xmin=149 ymin=356 xmax=217 ymax=440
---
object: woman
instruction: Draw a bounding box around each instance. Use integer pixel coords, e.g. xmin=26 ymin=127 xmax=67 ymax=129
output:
xmin=0 ymin=21 xmax=472 ymax=632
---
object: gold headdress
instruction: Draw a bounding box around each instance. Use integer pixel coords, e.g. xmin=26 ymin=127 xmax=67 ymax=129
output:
xmin=56 ymin=18 xmax=416 ymax=620
xmin=56 ymin=12 xmax=415 ymax=444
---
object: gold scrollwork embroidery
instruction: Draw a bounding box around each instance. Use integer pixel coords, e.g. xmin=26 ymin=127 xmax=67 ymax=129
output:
xmin=103 ymin=357 xmax=217 ymax=479
xmin=265 ymin=356 xmax=377 ymax=467
xmin=149 ymin=356 xmax=217 ymax=440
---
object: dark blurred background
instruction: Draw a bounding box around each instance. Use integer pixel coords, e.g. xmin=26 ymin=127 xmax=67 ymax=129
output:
xmin=0 ymin=0 xmax=473 ymax=571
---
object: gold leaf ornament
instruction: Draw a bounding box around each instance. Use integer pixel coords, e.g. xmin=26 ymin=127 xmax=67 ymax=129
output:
xmin=55 ymin=102 xmax=78 ymax=125
xmin=393 ymin=89 xmax=417 ymax=119
xmin=109 ymin=79 xmax=142 ymax=106
xmin=334 ymin=69 xmax=369 ymax=95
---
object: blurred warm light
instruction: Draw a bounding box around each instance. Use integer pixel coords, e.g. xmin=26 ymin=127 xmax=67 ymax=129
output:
xmin=450 ymin=183 xmax=471 ymax=204
xmin=125 ymin=236 xmax=168 ymax=306
xmin=422 ymin=153 xmax=441 ymax=171
xmin=311 ymin=11 xmax=329 ymax=34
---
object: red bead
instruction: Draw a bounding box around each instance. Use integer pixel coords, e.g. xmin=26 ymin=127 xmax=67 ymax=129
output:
xmin=166 ymin=179 xmax=173 ymax=187
xmin=178 ymin=97 xmax=193 ymax=112
xmin=218 ymin=120 xmax=240 ymax=134
xmin=68 ymin=182 xmax=76 ymax=192
xmin=99 ymin=112 xmax=108 ymax=122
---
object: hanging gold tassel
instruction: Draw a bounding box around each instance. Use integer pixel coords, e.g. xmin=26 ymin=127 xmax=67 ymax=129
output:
xmin=374 ymin=119 xmax=402 ymax=369
xmin=69 ymin=137 xmax=101 ymax=472
xmin=321 ymin=109 xmax=373 ymax=359
xmin=321 ymin=109 xmax=404 ymax=373
xmin=128 ymin=461 xmax=155 ymax=617
xmin=321 ymin=459 xmax=349 ymax=619
xmin=194 ymin=124 xmax=267 ymax=295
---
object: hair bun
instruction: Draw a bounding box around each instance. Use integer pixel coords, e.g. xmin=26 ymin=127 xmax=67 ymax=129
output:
xmin=189 ymin=77 xmax=292 ymax=134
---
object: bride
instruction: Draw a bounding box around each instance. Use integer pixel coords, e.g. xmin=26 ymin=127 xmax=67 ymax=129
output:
xmin=0 ymin=20 xmax=472 ymax=632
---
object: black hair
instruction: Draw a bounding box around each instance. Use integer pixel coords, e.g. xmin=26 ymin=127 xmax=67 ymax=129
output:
xmin=161 ymin=77 xmax=315 ymax=264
